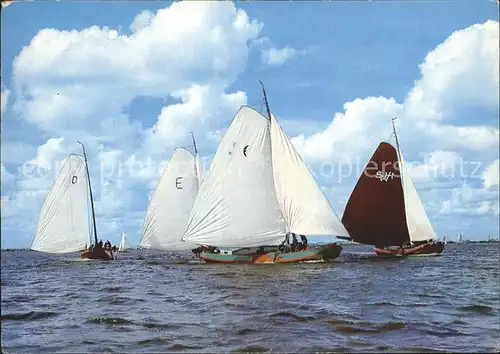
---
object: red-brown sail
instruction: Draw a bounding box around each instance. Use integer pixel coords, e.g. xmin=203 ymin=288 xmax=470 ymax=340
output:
xmin=341 ymin=142 xmax=410 ymax=246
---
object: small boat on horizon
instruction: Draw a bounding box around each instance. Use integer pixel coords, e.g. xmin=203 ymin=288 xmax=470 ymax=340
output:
xmin=118 ymin=232 xmax=131 ymax=252
xmin=31 ymin=141 xmax=117 ymax=261
xmin=340 ymin=117 xmax=445 ymax=257
xmin=180 ymin=82 xmax=349 ymax=264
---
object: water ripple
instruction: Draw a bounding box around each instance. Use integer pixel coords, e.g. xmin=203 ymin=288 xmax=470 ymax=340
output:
xmin=1 ymin=243 xmax=499 ymax=352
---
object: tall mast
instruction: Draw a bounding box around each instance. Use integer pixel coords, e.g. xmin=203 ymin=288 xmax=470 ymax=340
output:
xmin=191 ymin=131 xmax=198 ymax=155
xmin=391 ymin=117 xmax=401 ymax=153
xmin=191 ymin=132 xmax=202 ymax=185
xmin=77 ymin=141 xmax=98 ymax=246
xmin=258 ymin=80 xmax=289 ymax=236
xmin=259 ymin=80 xmax=272 ymax=120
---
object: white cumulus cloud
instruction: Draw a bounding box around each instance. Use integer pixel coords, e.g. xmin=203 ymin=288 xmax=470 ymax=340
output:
xmin=2 ymin=3 xmax=498 ymax=246
xmin=261 ymin=46 xmax=299 ymax=66
xmin=483 ymin=159 xmax=499 ymax=189
xmin=1 ymin=89 xmax=10 ymax=115
xmin=292 ymin=20 xmax=499 ymax=164
xmin=12 ymin=1 xmax=263 ymax=139
xmin=2 ymin=1 xmax=273 ymax=246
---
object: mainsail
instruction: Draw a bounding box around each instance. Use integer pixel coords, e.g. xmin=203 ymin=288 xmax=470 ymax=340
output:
xmin=342 ymin=120 xmax=437 ymax=246
xmin=341 ymin=142 xmax=410 ymax=246
xmin=118 ymin=232 xmax=129 ymax=252
xmin=182 ymin=106 xmax=287 ymax=248
xmin=31 ymin=154 xmax=91 ymax=253
xmin=139 ymin=147 xmax=204 ymax=251
xmin=183 ymin=84 xmax=349 ymax=248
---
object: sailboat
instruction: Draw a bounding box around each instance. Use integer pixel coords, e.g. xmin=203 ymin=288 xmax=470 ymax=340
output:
xmin=340 ymin=118 xmax=445 ymax=256
xmin=118 ymin=232 xmax=130 ymax=252
xmin=181 ymin=82 xmax=349 ymax=264
xmin=31 ymin=141 xmax=117 ymax=260
xmin=139 ymin=134 xmax=205 ymax=252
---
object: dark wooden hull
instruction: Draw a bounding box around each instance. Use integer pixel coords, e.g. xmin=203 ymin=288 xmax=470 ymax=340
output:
xmin=80 ymin=248 xmax=117 ymax=260
xmin=374 ymin=241 xmax=445 ymax=257
xmin=200 ymin=243 xmax=342 ymax=264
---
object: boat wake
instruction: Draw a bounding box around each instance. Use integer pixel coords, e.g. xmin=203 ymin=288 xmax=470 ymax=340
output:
xmin=186 ymin=259 xmax=206 ymax=264
xmin=406 ymin=253 xmax=443 ymax=257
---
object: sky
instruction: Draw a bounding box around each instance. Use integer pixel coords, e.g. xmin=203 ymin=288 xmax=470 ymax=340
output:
xmin=1 ymin=0 xmax=499 ymax=249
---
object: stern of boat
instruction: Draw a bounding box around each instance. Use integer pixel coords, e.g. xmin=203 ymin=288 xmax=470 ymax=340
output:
xmin=374 ymin=241 xmax=445 ymax=257
xmin=317 ymin=243 xmax=343 ymax=261
xmin=80 ymin=248 xmax=117 ymax=261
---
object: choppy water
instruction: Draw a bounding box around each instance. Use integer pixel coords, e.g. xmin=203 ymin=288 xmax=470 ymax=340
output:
xmin=1 ymin=243 xmax=499 ymax=353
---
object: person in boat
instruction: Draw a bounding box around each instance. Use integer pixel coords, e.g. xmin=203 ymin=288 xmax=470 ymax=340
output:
xmin=203 ymin=245 xmax=219 ymax=254
xmin=291 ymin=233 xmax=298 ymax=252
xmin=281 ymin=233 xmax=292 ymax=253
xmin=298 ymin=235 xmax=308 ymax=251
xmin=104 ymin=240 xmax=112 ymax=251
xmin=285 ymin=232 xmax=290 ymax=245
xmin=96 ymin=240 xmax=103 ymax=249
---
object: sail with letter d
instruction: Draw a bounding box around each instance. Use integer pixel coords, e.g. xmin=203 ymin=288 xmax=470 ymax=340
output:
xmin=31 ymin=154 xmax=91 ymax=253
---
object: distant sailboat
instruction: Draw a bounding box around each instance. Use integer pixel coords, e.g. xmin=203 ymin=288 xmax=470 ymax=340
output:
xmin=118 ymin=232 xmax=130 ymax=252
xmin=139 ymin=134 xmax=205 ymax=251
xmin=181 ymin=82 xmax=348 ymax=263
xmin=340 ymin=118 xmax=445 ymax=256
xmin=31 ymin=141 xmax=117 ymax=260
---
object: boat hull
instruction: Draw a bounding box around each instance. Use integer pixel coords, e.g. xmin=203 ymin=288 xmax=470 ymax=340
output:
xmin=200 ymin=243 xmax=342 ymax=264
xmin=80 ymin=248 xmax=117 ymax=260
xmin=374 ymin=241 xmax=445 ymax=257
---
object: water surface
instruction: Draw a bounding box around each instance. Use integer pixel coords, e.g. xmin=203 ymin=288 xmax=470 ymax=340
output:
xmin=2 ymin=243 xmax=499 ymax=352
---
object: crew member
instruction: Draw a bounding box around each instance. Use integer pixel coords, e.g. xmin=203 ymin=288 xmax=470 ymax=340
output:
xmin=299 ymin=235 xmax=308 ymax=250
xmin=291 ymin=233 xmax=298 ymax=252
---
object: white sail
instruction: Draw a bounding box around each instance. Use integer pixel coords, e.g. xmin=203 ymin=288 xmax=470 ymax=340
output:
xmin=270 ymin=114 xmax=351 ymax=238
xmin=140 ymin=148 xmax=201 ymax=251
xmin=118 ymin=232 xmax=129 ymax=252
xmin=397 ymin=149 xmax=438 ymax=242
xmin=31 ymin=154 xmax=90 ymax=254
xmin=195 ymin=154 xmax=205 ymax=188
xmin=182 ymin=106 xmax=286 ymax=248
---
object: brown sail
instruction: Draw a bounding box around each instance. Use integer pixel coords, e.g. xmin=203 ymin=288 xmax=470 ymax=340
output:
xmin=341 ymin=142 xmax=410 ymax=246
